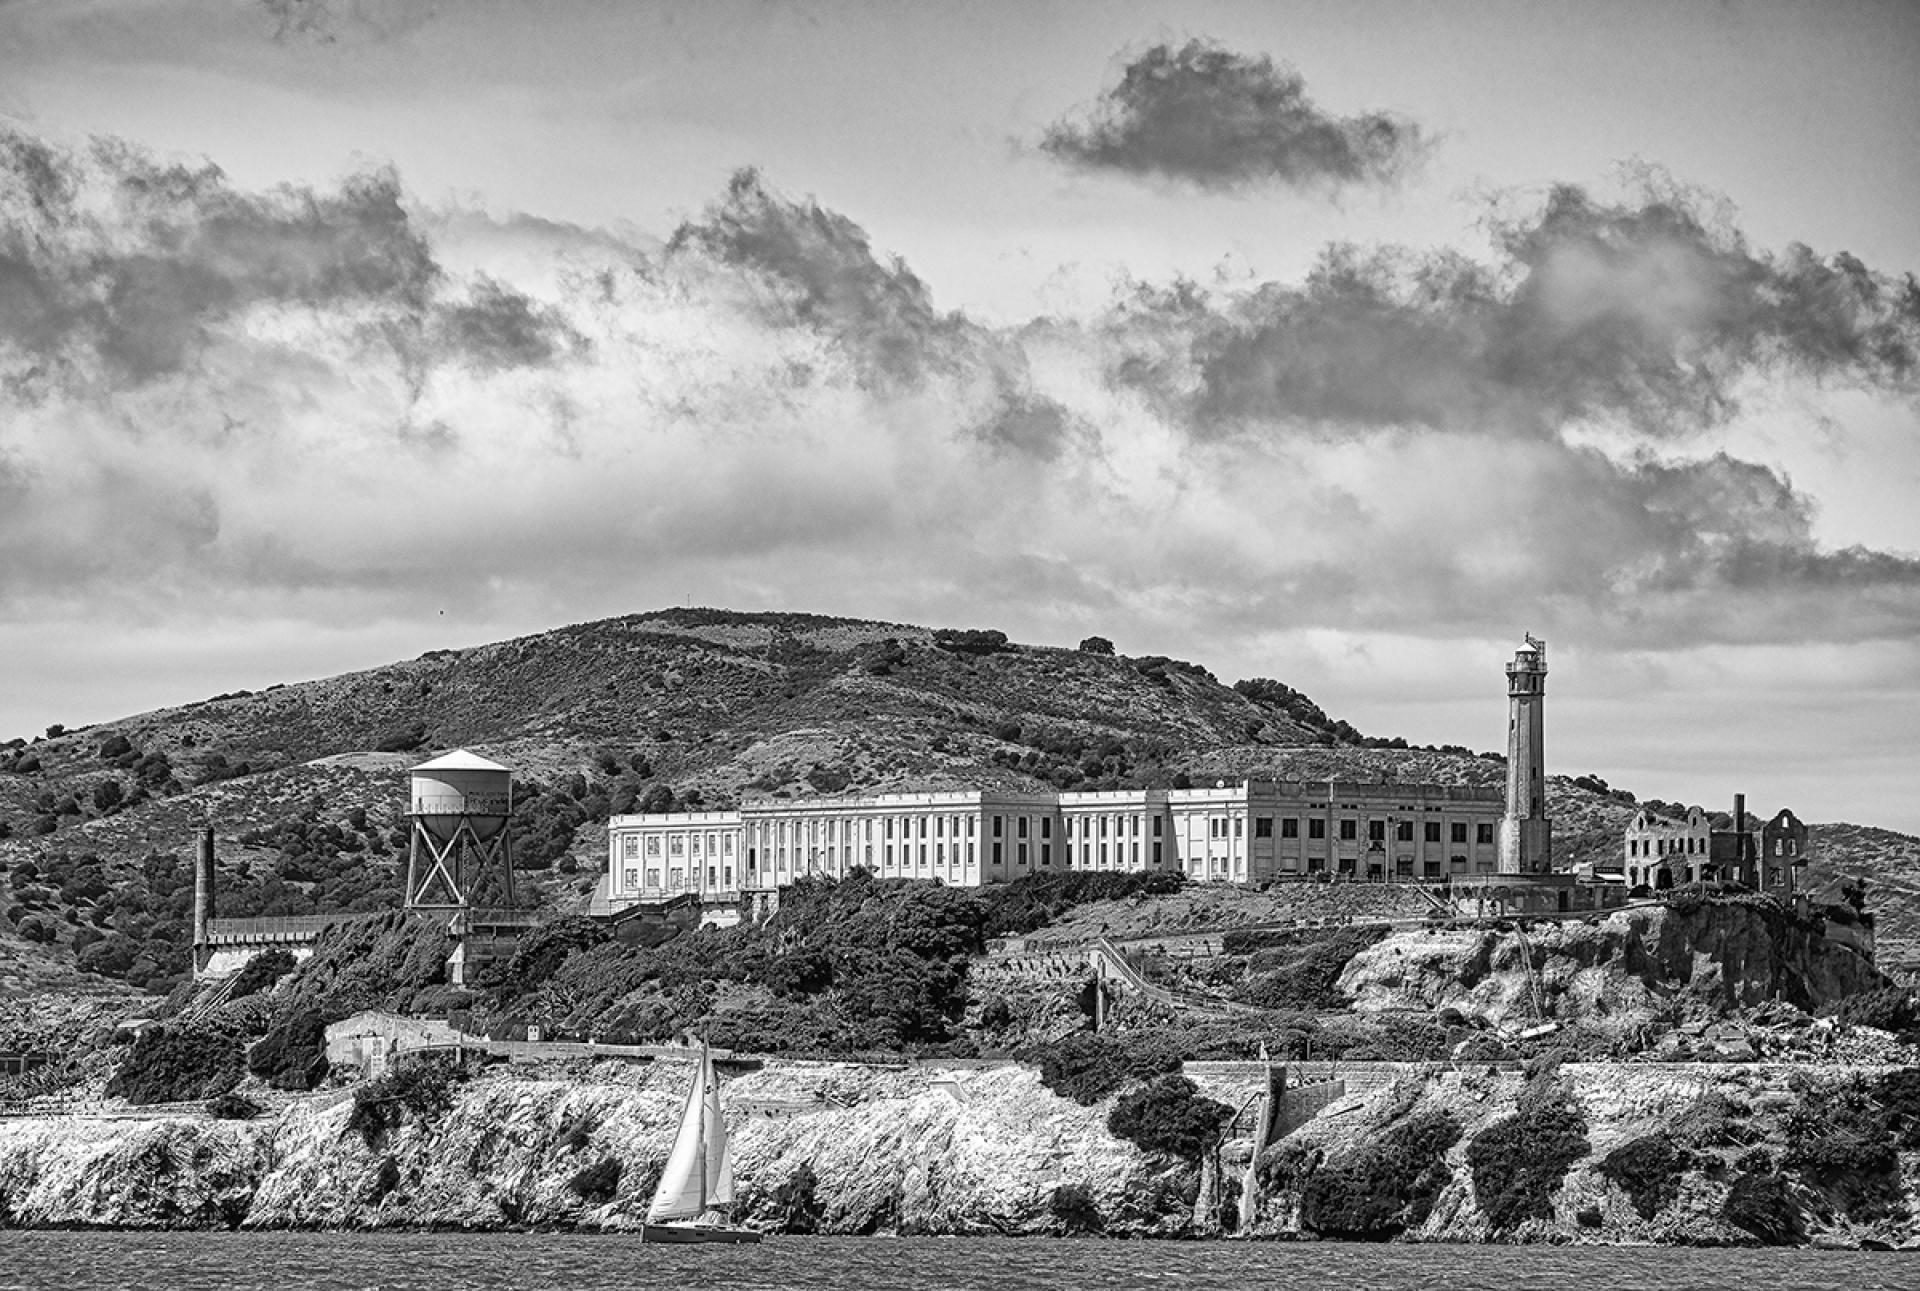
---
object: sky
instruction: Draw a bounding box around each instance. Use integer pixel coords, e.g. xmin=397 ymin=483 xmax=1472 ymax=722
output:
xmin=1 ymin=0 xmax=1916 ymax=831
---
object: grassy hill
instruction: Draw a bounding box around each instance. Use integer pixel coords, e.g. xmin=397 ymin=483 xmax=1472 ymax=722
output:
xmin=0 ymin=607 xmax=1905 ymax=1003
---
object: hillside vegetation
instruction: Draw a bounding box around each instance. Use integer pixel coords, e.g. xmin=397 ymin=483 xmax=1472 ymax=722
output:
xmin=0 ymin=608 xmax=1904 ymax=1002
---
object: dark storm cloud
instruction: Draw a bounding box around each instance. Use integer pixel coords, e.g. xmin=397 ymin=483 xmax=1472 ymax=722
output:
xmin=1120 ymin=183 xmax=1920 ymax=440
xmin=666 ymin=168 xmax=1073 ymax=460
xmin=0 ymin=130 xmax=580 ymax=397
xmin=435 ymin=275 xmax=588 ymax=372
xmin=667 ymin=168 xmax=968 ymax=388
xmin=1041 ymin=40 xmax=1429 ymax=193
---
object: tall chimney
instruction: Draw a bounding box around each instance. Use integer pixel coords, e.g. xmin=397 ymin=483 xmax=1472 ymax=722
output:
xmin=193 ymin=827 xmax=216 ymax=952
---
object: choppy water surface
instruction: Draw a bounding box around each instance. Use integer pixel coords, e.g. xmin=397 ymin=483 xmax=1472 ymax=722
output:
xmin=0 ymin=1233 xmax=1913 ymax=1291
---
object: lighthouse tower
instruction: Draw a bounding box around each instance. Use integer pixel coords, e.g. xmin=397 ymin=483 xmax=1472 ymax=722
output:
xmin=1498 ymin=635 xmax=1552 ymax=874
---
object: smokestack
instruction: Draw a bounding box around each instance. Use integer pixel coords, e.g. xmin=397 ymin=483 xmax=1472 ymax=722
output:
xmin=1734 ymin=793 xmax=1746 ymax=835
xmin=193 ymin=827 xmax=216 ymax=950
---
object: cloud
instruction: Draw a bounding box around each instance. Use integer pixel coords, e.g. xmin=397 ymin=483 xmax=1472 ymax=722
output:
xmin=0 ymin=129 xmax=581 ymax=399
xmin=1104 ymin=180 xmax=1920 ymax=442
xmin=1040 ymin=39 xmax=1429 ymax=193
xmin=0 ymin=127 xmax=1914 ymax=666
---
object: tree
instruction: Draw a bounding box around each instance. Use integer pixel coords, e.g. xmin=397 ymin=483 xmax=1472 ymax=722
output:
xmin=92 ymin=779 xmax=124 ymax=812
xmin=1078 ymin=636 xmax=1115 ymax=655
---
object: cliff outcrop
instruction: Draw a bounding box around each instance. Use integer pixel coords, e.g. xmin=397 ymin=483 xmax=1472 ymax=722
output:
xmin=1338 ymin=901 xmax=1887 ymax=1039
xmin=0 ymin=1062 xmax=1191 ymax=1236
xmin=2 ymin=1053 xmax=1915 ymax=1246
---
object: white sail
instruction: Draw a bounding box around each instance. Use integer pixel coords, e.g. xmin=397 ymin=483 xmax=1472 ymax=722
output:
xmin=647 ymin=1048 xmax=713 ymax=1223
xmin=704 ymin=1061 xmax=734 ymax=1208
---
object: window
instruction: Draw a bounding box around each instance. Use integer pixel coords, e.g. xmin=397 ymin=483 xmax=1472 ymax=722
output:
xmin=918 ymin=818 xmax=928 ymax=838
xmin=1396 ymin=821 xmax=1413 ymax=842
xmin=1309 ymin=818 xmax=1326 ymax=840
xmin=1476 ymin=823 xmax=1494 ymax=845
xmin=646 ymin=836 xmax=661 ymax=856
xmin=992 ymin=842 xmax=1002 ymax=865
xmin=1281 ymin=817 xmax=1299 ymax=839
xmin=1255 ymin=816 xmax=1273 ymax=839
xmin=1018 ymin=843 xmax=1028 ymax=866
xmin=645 ymin=868 xmax=660 ymax=887
xmin=1018 ymin=817 xmax=1029 ymax=838
xmin=669 ymin=835 xmax=685 ymax=855
xmin=1233 ymin=817 xmax=1243 ymax=838
xmin=1339 ymin=819 xmax=1357 ymax=841
xmin=992 ymin=816 xmax=1003 ymax=838
xmin=936 ymin=817 xmax=945 ymax=837
xmin=1099 ymin=816 xmax=1108 ymax=837
xmin=1451 ymin=822 xmax=1468 ymax=844
xmin=1152 ymin=816 xmax=1163 ymax=837
xmin=1041 ymin=843 xmax=1051 ymax=866
xmin=1425 ymin=821 xmax=1442 ymax=843
xmin=1041 ymin=817 xmax=1051 ymax=839
xmin=1153 ymin=841 xmax=1163 ymax=864
xmin=1367 ymin=820 xmax=1385 ymax=842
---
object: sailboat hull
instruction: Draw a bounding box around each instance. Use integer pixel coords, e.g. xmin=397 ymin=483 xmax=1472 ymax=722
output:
xmin=639 ymin=1222 xmax=762 ymax=1245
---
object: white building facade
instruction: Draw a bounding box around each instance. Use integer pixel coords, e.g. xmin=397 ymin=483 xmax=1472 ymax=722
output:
xmin=603 ymin=778 xmax=1505 ymax=911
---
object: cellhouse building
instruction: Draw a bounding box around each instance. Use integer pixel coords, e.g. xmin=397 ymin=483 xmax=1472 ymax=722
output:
xmin=600 ymin=778 xmax=1507 ymax=913
xmin=589 ymin=640 xmax=1620 ymax=918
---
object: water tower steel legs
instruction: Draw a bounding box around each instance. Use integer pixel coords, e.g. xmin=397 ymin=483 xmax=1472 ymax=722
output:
xmin=404 ymin=816 xmax=516 ymax=913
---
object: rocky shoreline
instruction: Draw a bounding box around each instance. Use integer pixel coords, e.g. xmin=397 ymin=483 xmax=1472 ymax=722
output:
xmin=2 ymin=1056 xmax=1914 ymax=1247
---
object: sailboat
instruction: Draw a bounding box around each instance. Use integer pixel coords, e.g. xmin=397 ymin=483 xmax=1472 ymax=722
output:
xmin=640 ymin=1042 xmax=762 ymax=1244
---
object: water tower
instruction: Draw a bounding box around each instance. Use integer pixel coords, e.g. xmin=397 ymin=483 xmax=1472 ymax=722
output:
xmin=405 ymin=749 xmax=517 ymax=915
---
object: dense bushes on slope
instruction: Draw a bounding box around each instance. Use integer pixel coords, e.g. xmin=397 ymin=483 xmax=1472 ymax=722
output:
xmin=1297 ymin=1107 xmax=1462 ymax=1239
xmin=1597 ymin=1132 xmax=1689 ymax=1220
xmin=1467 ymin=1059 xmax=1590 ymax=1231
xmin=1106 ymin=1074 xmax=1232 ymax=1160
xmin=1030 ymin=1032 xmax=1185 ymax=1105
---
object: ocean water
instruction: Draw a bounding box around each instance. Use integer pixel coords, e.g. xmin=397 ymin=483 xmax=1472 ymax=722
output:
xmin=0 ymin=1233 xmax=1913 ymax=1291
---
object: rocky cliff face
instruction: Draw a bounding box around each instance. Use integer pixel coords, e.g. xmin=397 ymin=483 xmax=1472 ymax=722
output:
xmin=1338 ymin=902 xmax=1887 ymax=1037
xmin=1 ymin=1055 xmax=1914 ymax=1246
xmin=1245 ymin=1061 xmax=1920 ymax=1249
xmin=0 ymin=1062 xmax=1193 ymax=1236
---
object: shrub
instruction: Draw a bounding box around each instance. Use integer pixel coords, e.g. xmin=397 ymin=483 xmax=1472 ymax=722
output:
xmin=346 ymin=1056 xmax=466 ymax=1147
xmin=931 ymin=627 xmax=1009 ymax=656
xmin=1050 ymin=1181 xmax=1104 ymax=1234
xmin=568 ymin=1158 xmax=622 ymax=1204
xmin=206 ymin=1092 xmax=265 ymax=1120
xmin=247 ymin=1009 xmax=331 ymax=1091
xmin=1598 ymin=1133 xmax=1688 ymax=1220
xmin=1077 ymin=636 xmax=1115 ymax=656
xmin=1877 ymin=1067 xmax=1920 ymax=1147
xmin=97 ymin=734 xmax=133 ymax=762
xmin=1828 ymin=987 xmax=1920 ymax=1036
xmin=1232 ymin=926 xmax=1390 ymax=1011
xmin=227 ymin=949 xmax=297 ymax=1001
xmin=1107 ymin=1074 xmax=1232 ymax=1160
xmin=92 ymin=779 xmax=124 ymax=812
xmin=1032 ymin=1032 xmax=1181 ymax=1106
xmin=1782 ymin=1077 xmax=1900 ymax=1218
xmin=482 ymin=916 xmax=610 ymax=996
xmin=1467 ymin=1065 xmax=1589 ymax=1231
xmin=107 ymin=1025 xmax=245 ymax=1104
xmin=1299 ymin=1108 xmax=1462 ymax=1239
xmin=1722 ymin=1167 xmax=1801 ymax=1245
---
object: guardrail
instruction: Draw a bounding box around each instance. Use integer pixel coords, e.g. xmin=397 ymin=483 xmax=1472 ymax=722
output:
xmin=204 ymin=913 xmax=379 ymax=945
